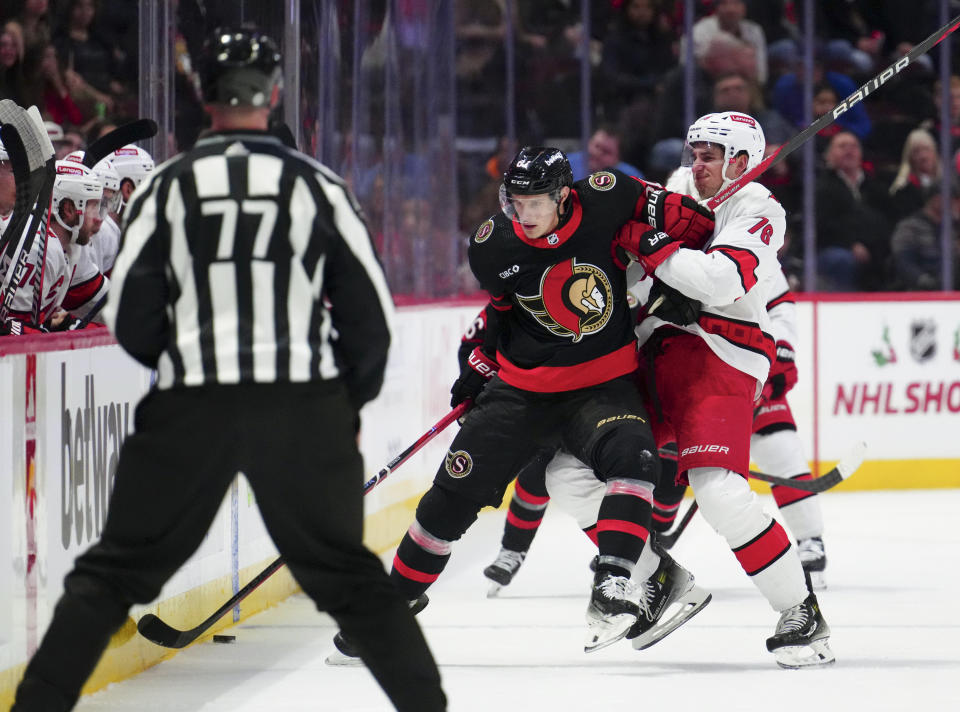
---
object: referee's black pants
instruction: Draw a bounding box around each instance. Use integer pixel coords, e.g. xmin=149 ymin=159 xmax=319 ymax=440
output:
xmin=13 ymin=380 xmax=446 ymax=712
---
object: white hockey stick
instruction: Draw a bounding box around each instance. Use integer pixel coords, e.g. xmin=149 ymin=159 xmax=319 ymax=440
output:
xmin=706 ymin=14 xmax=960 ymax=210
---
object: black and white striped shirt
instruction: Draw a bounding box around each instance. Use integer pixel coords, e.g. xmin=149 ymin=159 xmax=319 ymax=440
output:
xmin=102 ymin=131 xmax=394 ymax=408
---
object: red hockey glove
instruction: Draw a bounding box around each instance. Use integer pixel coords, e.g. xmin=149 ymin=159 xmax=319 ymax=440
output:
xmin=645 ymin=189 xmax=715 ymax=249
xmin=614 ymin=221 xmax=682 ymax=276
xmin=762 ymin=340 xmax=798 ymax=401
xmin=450 ymin=346 xmax=498 ymax=407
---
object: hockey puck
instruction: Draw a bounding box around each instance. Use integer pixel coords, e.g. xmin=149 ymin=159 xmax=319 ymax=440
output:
xmin=212 ymin=634 xmax=236 ymax=644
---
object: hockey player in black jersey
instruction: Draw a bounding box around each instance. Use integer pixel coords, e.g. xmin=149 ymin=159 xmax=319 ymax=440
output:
xmin=330 ymin=146 xmax=715 ymax=659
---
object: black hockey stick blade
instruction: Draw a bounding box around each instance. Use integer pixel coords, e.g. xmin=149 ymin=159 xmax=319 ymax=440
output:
xmin=707 ymin=14 xmax=960 ymax=210
xmin=748 ymin=441 xmax=867 ymax=493
xmin=137 ymin=556 xmax=285 ymax=648
xmin=657 ymin=500 xmax=699 ymax=550
xmin=83 ymin=118 xmax=158 ymax=167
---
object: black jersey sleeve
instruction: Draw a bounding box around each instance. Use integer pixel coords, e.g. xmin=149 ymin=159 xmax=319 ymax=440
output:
xmin=576 ymin=168 xmax=660 ymax=229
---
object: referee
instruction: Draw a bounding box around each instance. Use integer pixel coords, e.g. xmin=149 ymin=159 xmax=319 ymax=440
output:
xmin=13 ymin=26 xmax=446 ymax=712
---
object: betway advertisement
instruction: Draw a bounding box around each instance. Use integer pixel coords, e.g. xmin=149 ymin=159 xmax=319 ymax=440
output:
xmin=816 ymin=300 xmax=960 ymax=461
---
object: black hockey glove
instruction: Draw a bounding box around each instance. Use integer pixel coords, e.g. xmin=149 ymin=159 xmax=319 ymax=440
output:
xmin=647 ymin=280 xmax=700 ymax=326
xmin=450 ymin=346 xmax=498 ymax=407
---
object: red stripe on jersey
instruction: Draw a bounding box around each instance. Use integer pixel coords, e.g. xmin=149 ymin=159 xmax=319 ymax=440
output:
xmin=595 ymin=518 xmax=649 ymax=542
xmin=62 ymin=272 xmax=105 ymax=311
xmin=510 ymin=191 xmax=583 ymax=248
xmin=506 ymin=510 xmax=544 ymax=530
xmin=496 ymin=342 xmax=639 ymax=393
xmin=766 ymin=290 xmax=795 ymax=311
xmin=392 ymin=554 xmax=441 ymax=584
xmin=697 ymin=312 xmax=775 ymax=364
xmin=515 ymin=480 xmax=550 ymax=506
xmin=771 ymin=474 xmax=817 ymax=507
xmin=710 ymin=246 xmax=760 ymax=293
xmin=732 ymin=520 xmax=792 ymax=576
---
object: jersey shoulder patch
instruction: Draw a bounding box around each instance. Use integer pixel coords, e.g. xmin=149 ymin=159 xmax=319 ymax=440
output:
xmin=587 ymin=171 xmax=617 ymax=191
xmin=473 ymin=217 xmax=496 ymax=244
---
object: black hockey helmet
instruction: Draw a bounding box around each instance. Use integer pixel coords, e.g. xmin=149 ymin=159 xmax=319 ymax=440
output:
xmin=502 ymin=146 xmax=573 ymax=196
xmin=199 ymin=26 xmax=283 ymax=108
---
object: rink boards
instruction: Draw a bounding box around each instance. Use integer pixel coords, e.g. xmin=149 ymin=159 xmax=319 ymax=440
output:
xmin=1 ymin=293 xmax=958 ymax=705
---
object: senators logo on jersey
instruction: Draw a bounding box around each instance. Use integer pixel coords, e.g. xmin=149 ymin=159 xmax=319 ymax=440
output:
xmin=445 ymin=450 xmax=473 ymax=478
xmin=517 ymin=258 xmax=614 ymax=341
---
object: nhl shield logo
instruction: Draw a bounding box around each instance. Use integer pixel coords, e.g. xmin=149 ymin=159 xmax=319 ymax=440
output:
xmin=588 ymin=171 xmax=616 ymax=191
xmin=445 ymin=450 xmax=473 ymax=478
xmin=909 ymin=319 xmax=936 ymax=363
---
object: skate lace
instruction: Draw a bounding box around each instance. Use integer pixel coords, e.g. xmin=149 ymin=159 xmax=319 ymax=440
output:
xmin=493 ymin=548 xmax=526 ymax=573
xmin=635 ymin=579 xmax=657 ymax=619
xmin=797 ymin=537 xmax=825 ymax=562
xmin=776 ymin=603 xmax=811 ymax=634
xmin=598 ymin=574 xmax=637 ymax=602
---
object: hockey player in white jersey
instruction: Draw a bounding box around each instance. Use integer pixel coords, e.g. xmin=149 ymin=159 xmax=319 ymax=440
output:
xmin=612 ymin=111 xmax=834 ymax=668
xmin=49 ymin=161 xmax=108 ymax=323
xmin=64 ymin=150 xmax=122 ymax=276
xmin=0 ymin=139 xmax=71 ymax=331
xmin=752 ymin=270 xmax=828 ymax=588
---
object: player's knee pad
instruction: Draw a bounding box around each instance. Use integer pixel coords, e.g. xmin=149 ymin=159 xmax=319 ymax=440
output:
xmin=413 ymin=485 xmax=481 ymax=542
xmin=688 ymin=466 xmax=769 ymax=548
xmin=749 ymin=428 xmax=808 ymax=477
xmin=544 ymin=451 xmax=605 ymax=530
xmin=589 ymin=425 xmax=660 ymax=486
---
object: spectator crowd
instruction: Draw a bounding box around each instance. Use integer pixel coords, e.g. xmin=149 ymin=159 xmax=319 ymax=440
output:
xmin=2 ymin=0 xmax=958 ymax=331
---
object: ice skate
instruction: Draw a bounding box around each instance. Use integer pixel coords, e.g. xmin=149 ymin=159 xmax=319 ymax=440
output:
xmin=483 ymin=548 xmax=526 ymax=597
xmin=766 ymin=592 xmax=835 ymax=669
xmin=325 ymin=595 xmax=429 ymax=666
xmin=627 ymin=552 xmax=712 ymax=650
xmin=797 ymin=537 xmax=827 ymax=590
xmin=584 ymin=570 xmax=640 ymax=652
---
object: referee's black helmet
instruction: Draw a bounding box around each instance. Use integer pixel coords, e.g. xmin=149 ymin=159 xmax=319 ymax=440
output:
xmin=199 ymin=26 xmax=283 ymax=108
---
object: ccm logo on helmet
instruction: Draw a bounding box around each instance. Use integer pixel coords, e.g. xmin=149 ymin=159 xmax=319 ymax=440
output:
xmin=681 ymin=444 xmax=730 ymax=456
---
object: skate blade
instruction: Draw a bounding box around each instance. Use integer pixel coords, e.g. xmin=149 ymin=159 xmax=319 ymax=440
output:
xmin=584 ymin=612 xmax=636 ymax=653
xmin=806 ymin=571 xmax=827 ymax=591
xmin=773 ymin=638 xmax=835 ymax=669
xmin=325 ymin=650 xmax=364 ymax=667
xmin=486 ymin=582 xmax=503 ymax=598
xmin=631 ymin=589 xmax=712 ymax=650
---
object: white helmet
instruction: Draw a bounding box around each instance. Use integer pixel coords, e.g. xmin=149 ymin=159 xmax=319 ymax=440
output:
xmin=682 ymin=112 xmax=765 ymax=192
xmin=108 ymin=144 xmax=154 ymax=188
xmin=53 ymin=160 xmax=104 ymax=244
xmin=108 ymin=144 xmax=154 ymax=215
xmin=63 ymin=150 xmax=122 ymax=214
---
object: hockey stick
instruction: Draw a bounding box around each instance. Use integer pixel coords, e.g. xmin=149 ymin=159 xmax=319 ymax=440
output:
xmin=658 ymin=441 xmax=865 ymax=549
xmin=361 ymin=400 xmax=471 ymax=493
xmin=748 ymin=441 xmax=866 ymax=493
xmin=82 ymin=118 xmax=158 ymax=168
xmin=137 ymin=401 xmax=470 ymax=649
xmin=707 ymin=13 xmax=960 ymax=210
xmin=0 ymin=102 xmax=56 ymax=323
xmin=657 ymin=500 xmax=698 ymax=550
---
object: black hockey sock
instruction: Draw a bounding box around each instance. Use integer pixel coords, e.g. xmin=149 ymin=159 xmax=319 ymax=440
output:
xmin=595 ymin=479 xmax=654 ymax=578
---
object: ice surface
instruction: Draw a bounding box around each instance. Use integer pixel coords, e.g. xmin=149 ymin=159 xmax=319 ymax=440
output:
xmin=77 ymin=490 xmax=960 ymax=711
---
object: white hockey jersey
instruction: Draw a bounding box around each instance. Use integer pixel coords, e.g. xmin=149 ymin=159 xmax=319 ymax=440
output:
xmin=764 ymin=269 xmax=798 ymax=348
xmin=635 ymin=167 xmax=786 ymax=385
xmin=62 ymin=242 xmax=109 ymax=320
xmin=92 ymin=215 xmax=121 ymax=275
xmin=1 ymin=223 xmax=69 ymax=323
